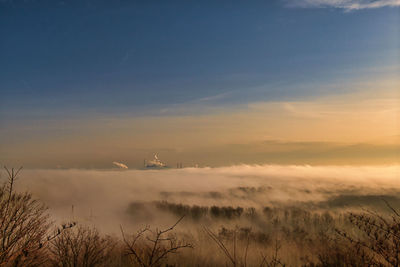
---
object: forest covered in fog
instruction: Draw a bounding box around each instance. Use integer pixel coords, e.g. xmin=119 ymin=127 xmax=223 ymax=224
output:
xmin=2 ymin=165 xmax=400 ymax=266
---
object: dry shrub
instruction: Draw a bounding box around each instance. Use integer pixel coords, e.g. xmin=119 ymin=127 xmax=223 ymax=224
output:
xmin=302 ymin=201 xmax=400 ymax=267
xmin=49 ymin=225 xmax=117 ymax=267
xmin=335 ymin=203 xmax=400 ymax=267
xmin=121 ymin=216 xmax=192 ymax=267
xmin=204 ymin=226 xmax=286 ymax=267
xmin=302 ymin=230 xmax=375 ymax=267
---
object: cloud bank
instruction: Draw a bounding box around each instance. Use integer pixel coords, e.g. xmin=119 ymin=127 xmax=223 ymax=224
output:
xmin=285 ymin=0 xmax=400 ymax=10
xmin=6 ymin=164 xmax=400 ymax=233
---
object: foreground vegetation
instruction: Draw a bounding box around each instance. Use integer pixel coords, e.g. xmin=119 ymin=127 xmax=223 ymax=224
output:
xmin=2 ymin=167 xmax=400 ymax=266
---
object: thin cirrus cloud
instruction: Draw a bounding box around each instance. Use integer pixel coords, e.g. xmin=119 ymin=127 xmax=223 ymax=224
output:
xmin=285 ymin=0 xmax=400 ymax=10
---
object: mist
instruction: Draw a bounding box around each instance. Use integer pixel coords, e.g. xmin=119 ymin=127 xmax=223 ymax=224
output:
xmin=3 ymin=164 xmax=397 ymax=234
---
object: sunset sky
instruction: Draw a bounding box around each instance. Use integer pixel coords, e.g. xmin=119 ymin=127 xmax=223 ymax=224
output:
xmin=0 ymin=0 xmax=399 ymax=168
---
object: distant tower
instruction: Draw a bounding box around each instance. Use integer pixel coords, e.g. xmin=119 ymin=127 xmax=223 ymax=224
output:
xmin=177 ymin=162 xmax=183 ymax=169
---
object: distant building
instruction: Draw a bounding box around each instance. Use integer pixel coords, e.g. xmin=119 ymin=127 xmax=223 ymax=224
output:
xmin=144 ymin=154 xmax=167 ymax=168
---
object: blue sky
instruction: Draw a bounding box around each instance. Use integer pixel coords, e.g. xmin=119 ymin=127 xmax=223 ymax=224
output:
xmin=0 ymin=0 xmax=399 ymax=168
xmin=1 ymin=0 xmax=398 ymax=117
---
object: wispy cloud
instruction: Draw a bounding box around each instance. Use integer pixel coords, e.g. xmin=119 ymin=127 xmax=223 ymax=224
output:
xmin=285 ymin=0 xmax=400 ymax=10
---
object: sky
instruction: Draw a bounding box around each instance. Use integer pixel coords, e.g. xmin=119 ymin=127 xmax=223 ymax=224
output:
xmin=0 ymin=0 xmax=399 ymax=168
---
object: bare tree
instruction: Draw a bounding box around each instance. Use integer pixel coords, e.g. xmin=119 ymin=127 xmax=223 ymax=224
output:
xmin=121 ymin=216 xmax=192 ymax=267
xmin=0 ymin=167 xmax=50 ymax=267
xmin=49 ymin=225 xmax=117 ymax=267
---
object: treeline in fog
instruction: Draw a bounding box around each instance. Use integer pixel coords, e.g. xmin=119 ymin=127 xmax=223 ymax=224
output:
xmin=3 ymin=167 xmax=400 ymax=266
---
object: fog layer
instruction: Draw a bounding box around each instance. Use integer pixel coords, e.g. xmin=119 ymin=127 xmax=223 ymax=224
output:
xmin=6 ymin=165 xmax=400 ymax=233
